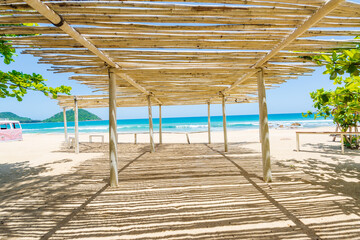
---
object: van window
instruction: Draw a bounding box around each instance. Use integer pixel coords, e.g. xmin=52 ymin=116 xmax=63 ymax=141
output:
xmin=13 ymin=123 xmax=21 ymax=129
xmin=1 ymin=124 xmax=7 ymax=130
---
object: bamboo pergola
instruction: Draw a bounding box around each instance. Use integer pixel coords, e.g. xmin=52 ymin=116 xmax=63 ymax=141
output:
xmin=2 ymin=0 xmax=360 ymax=185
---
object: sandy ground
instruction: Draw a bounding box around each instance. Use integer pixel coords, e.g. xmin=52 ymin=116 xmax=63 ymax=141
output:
xmin=0 ymin=127 xmax=359 ymax=239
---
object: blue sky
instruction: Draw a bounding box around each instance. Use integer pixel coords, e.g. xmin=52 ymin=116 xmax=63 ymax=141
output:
xmin=0 ymin=49 xmax=336 ymax=120
xmin=2 ymin=0 xmax=360 ymax=120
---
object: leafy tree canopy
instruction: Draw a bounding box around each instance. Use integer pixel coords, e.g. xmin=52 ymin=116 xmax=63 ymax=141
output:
xmin=0 ymin=23 xmax=71 ymax=101
xmin=304 ymin=37 xmax=360 ymax=149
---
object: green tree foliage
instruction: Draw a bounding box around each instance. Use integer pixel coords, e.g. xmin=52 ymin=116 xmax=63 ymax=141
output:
xmin=0 ymin=24 xmax=71 ymax=101
xmin=43 ymin=109 xmax=101 ymax=122
xmin=0 ymin=111 xmax=39 ymax=123
xmin=304 ymin=39 xmax=360 ymax=149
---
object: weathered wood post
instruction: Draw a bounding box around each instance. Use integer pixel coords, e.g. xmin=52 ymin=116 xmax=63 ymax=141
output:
xmin=258 ymin=74 xmax=264 ymax=144
xmin=147 ymin=95 xmax=155 ymax=152
xmin=108 ymin=68 xmax=119 ymax=187
xmin=257 ymin=68 xmax=272 ymax=182
xmin=63 ymin=107 xmax=68 ymax=144
xmin=207 ymin=101 xmax=211 ymax=144
xmin=340 ymin=133 xmax=345 ymax=154
xmin=258 ymin=103 xmax=263 ymax=143
xmin=296 ymin=132 xmax=300 ymax=152
xmin=159 ymin=104 xmax=162 ymax=144
xmin=74 ymin=96 xmax=79 ymax=154
xmin=221 ymin=93 xmax=228 ymax=152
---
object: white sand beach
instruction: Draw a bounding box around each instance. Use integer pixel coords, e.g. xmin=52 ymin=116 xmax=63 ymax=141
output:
xmin=0 ymin=127 xmax=359 ymax=239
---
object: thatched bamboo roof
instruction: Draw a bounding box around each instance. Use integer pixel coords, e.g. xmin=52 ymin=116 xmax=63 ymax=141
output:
xmin=1 ymin=0 xmax=360 ymax=108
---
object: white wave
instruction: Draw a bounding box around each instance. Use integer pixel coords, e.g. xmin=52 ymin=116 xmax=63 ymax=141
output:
xmin=228 ymin=122 xmax=258 ymax=126
xmin=269 ymin=119 xmax=333 ymax=124
xmin=24 ymin=126 xmax=65 ymax=130
xmin=79 ymin=126 xmax=108 ymax=130
xmin=117 ymin=125 xmax=146 ymax=129
xmin=175 ymin=124 xmax=208 ymax=129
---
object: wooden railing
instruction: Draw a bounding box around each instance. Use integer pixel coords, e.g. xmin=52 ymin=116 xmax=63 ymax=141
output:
xmin=296 ymin=131 xmax=360 ymax=154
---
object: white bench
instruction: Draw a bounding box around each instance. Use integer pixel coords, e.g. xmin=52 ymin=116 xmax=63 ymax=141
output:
xmin=89 ymin=135 xmax=104 ymax=143
xmin=116 ymin=131 xmax=206 ymax=144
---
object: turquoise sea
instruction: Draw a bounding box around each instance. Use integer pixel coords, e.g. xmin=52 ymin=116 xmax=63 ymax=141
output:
xmin=21 ymin=113 xmax=334 ymax=134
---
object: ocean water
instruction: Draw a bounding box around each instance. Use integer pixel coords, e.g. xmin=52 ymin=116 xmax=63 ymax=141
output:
xmin=20 ymin=113 xmax=334 ymax=134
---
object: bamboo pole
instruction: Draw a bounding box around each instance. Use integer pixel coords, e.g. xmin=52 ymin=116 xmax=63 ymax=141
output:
xmin=159 ymin=104 xmax=162 ymax=144
xmin=341 ymin=133 xmax=345 ymax=154
xmin=221 ymin=94 xmax=228 ymax=152
xmin=74 ymin=96 xmax=79 ymax=154
xmin=355 ymin=121 xmax=359 ymax=146
xmin=147 ymin=95 xmax=155 ymax=153
xmin=296 ymin=132 xmax=300 ymax=152
xmin=333 ymin=125 xmax=339 ymax=141
xmin=63 ymin=107 xmax=68 ymax=144
xmin=257 ymin=68 xmax=272 ymax=183
xmin=257 ymin=75 xmax=264 ymax=143
xmin=207 ymin=102 xmax=211 ymax=144
xmin=108 ymin=68 xmax=119 ymax=187
xmin=186 ymin=133 xmax=190 ymax=144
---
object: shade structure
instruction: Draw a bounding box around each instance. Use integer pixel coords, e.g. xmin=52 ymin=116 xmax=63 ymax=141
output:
xmin=1 ymin=0 xmax=360 ymax=108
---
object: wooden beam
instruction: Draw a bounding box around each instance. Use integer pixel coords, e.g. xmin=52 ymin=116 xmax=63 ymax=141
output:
xmin=159 ymin=104 xmax=162 ymax=144
xmin=207 ymin=102 xmax=211 ymax=144
xmin=109 ymin=68 xmax=119 ymax=187
xmin=223 ymin=0 xmax=345 ymax=94
xmin=257 ymin=68 xmax=272 ymax=183
xmin=147 ymin=95 xmax=155 ymax=153
xmin=63 ymin=107 xmax=68 ymax=144
xmin=23 ymin=0 xmax=162 ymax=105
xmin=23 ymin=0 xmax=118 ymax=67
xmin=74 ymin=96 xmax=79 ymax=154
xmin=222 ymin=94 xmax=228 ymax=152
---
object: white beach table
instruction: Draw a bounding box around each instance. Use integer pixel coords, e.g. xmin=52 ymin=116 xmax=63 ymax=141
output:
xmin=296 ymin=131 xmax=360 ymax=154
xmin=89 ymin=135 xmax=104 ymax=143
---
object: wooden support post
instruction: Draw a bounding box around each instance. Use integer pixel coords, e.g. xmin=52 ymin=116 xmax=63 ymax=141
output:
xmin=63 ymin=107 xmax=68 ymax=144
xmin=333 ymin=125 xmax=339 ymax=142
xmin=221 ymin=94 xmax=228 ymax=152
xmin=159 ymin=104 xmax=162 ymax=144
xmin=341 ymin=133 xmax=345 ymax=154
xmin=147 ymin=95 xmax=155 ymax=153
xmin=355 ymin=124 xmax=359 ymax=146
xmin=134 ymin=133 xmax=137 ymax=144
xmin=207 ymin=102 xmax=211 ymax=144
xmin=186 ymin=133 xmax=190 ymax=144
xmin=257 ymin=68 xmax=272 ymax=182
xmin=74 ymin=96 xmax=79 ymax=154
xmin=258 ymin=111 xmax=263 ymax=143
xmin=296 ymin=132 xmax=300 ymax=152
xmin=258 ymin=77 xmax=264 ymax=144
xmin=109 ymin=68 xmax=119 ymax=187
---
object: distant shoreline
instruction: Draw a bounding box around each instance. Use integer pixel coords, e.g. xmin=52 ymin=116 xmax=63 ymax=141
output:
xmin=19 ymin=113 xmax=334 ymax=134
xmin=21 ymin=125 xmax=336 ymax=136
